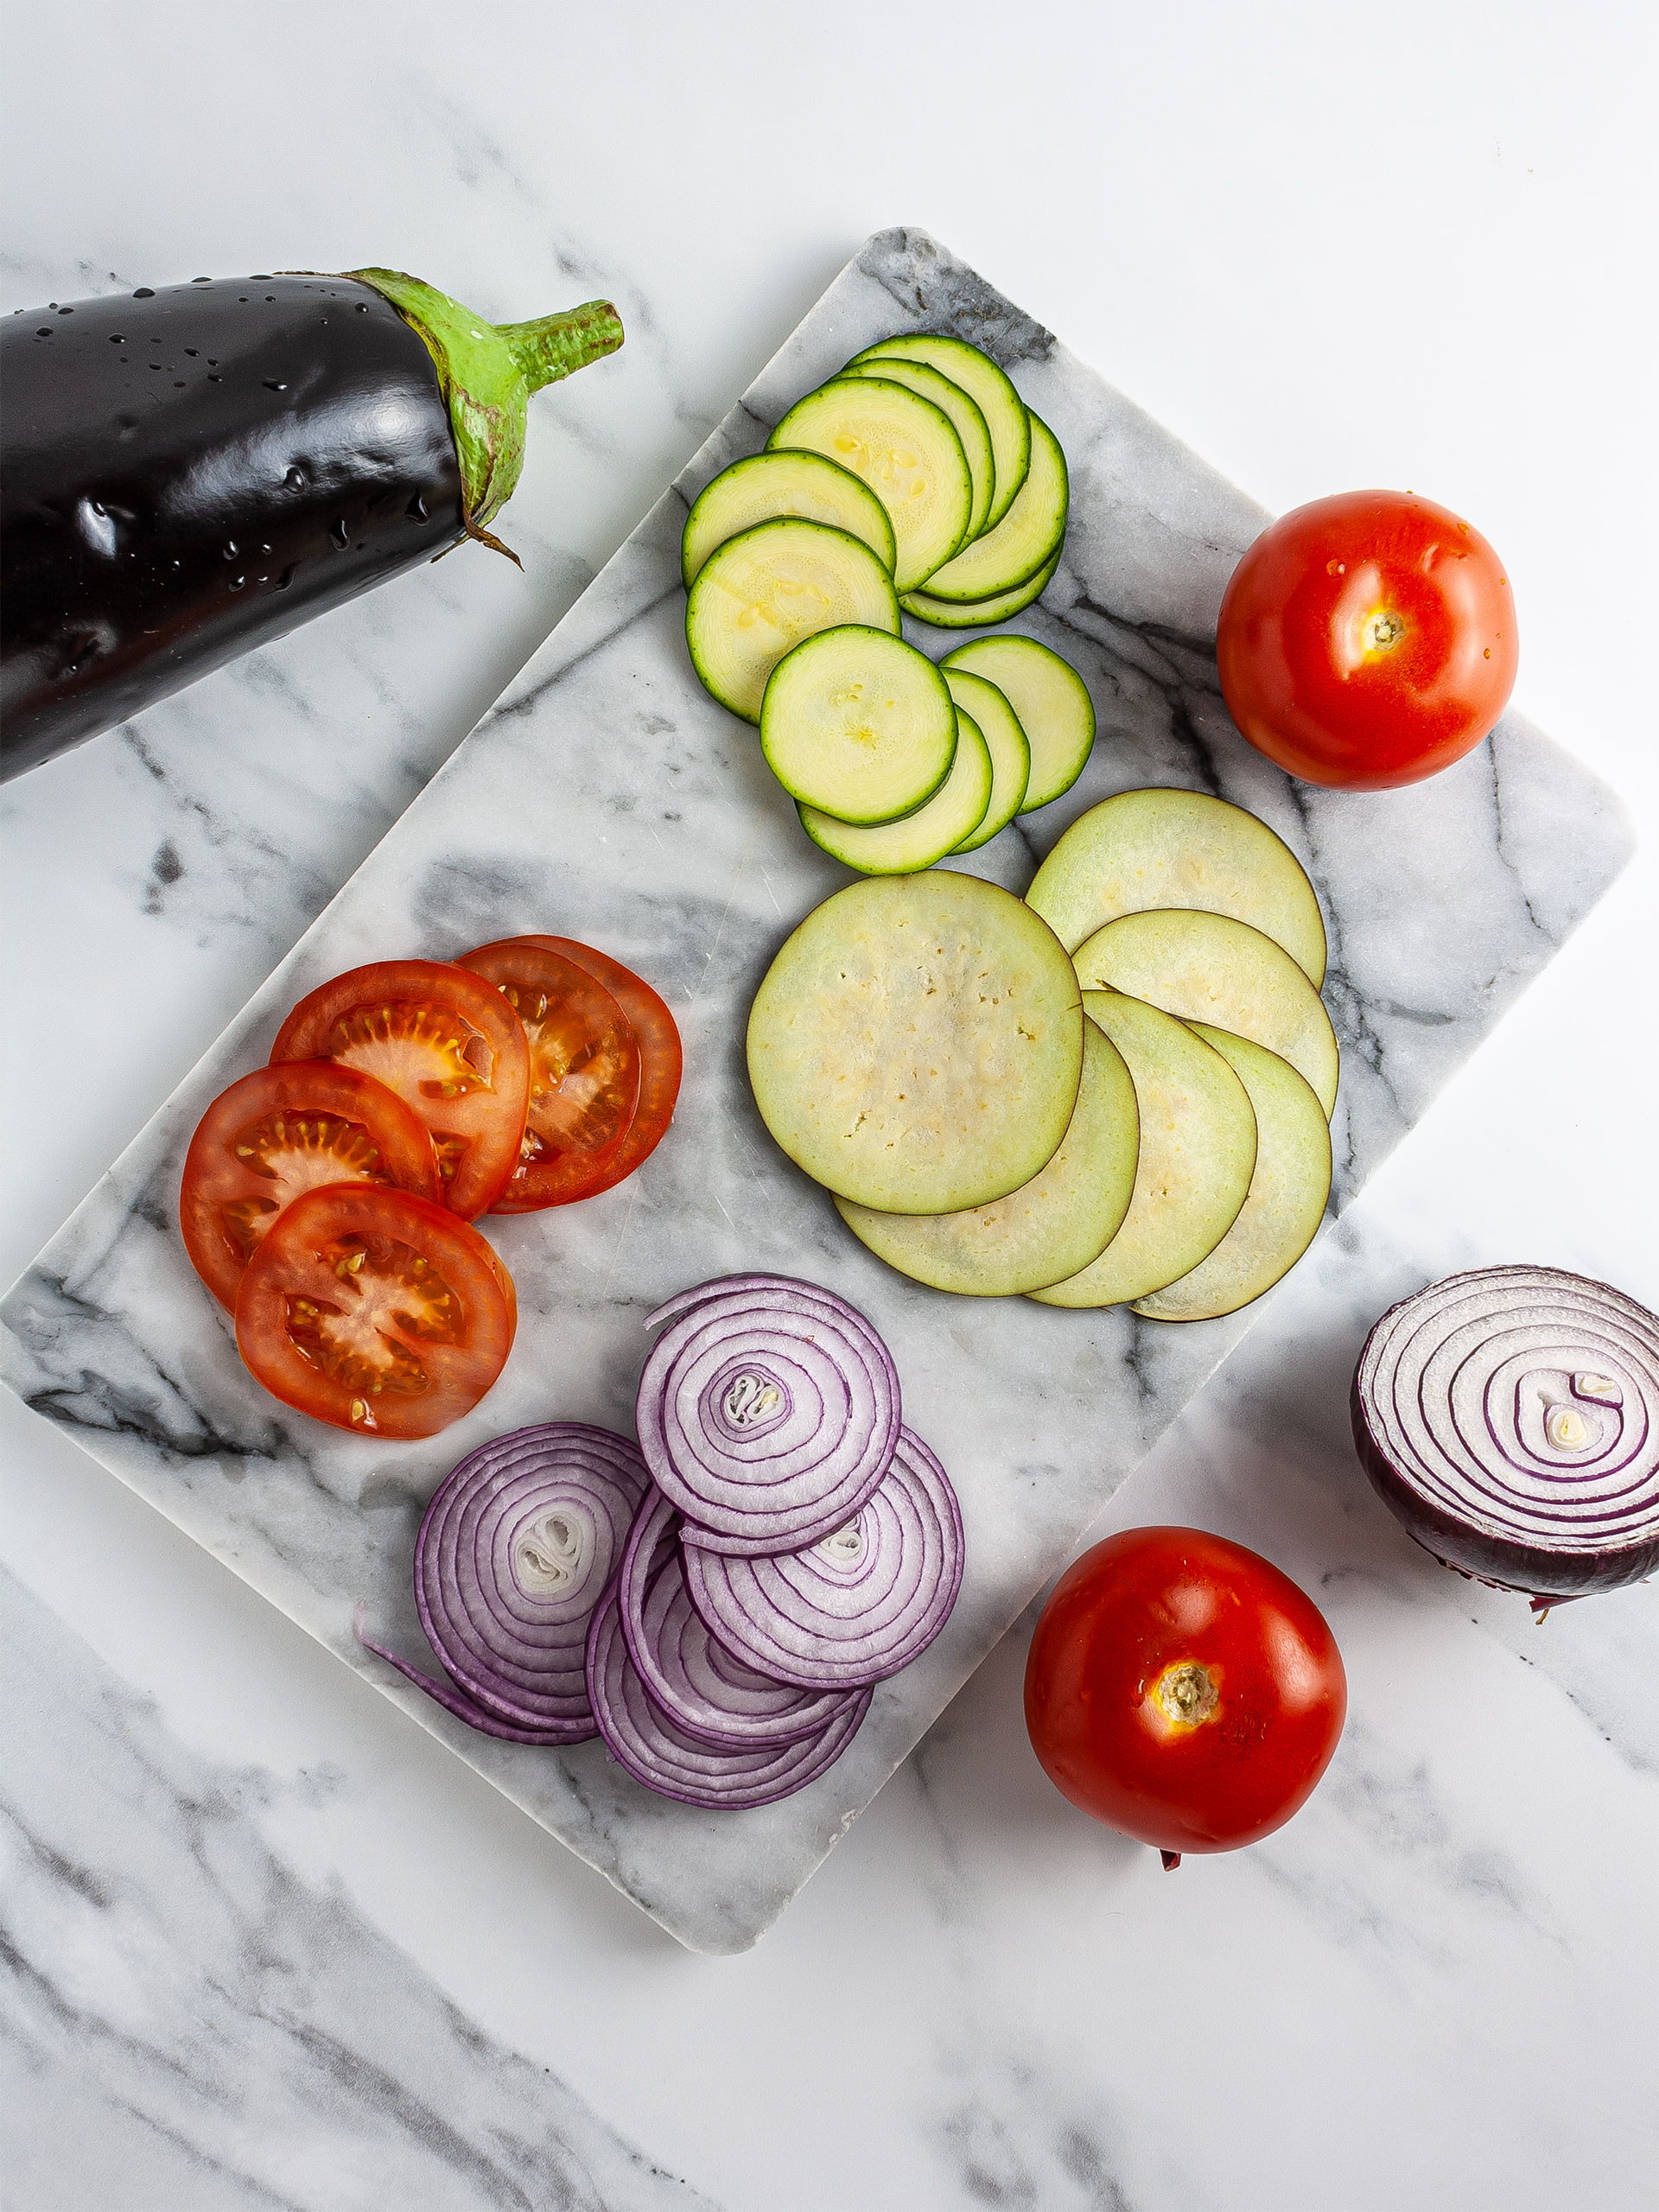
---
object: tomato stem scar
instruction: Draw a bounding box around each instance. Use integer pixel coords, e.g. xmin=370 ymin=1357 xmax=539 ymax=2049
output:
xmin=1154 ymin=1659 xmax=1220 ymax=1727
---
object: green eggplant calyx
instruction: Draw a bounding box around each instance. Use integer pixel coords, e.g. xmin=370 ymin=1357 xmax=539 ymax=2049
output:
xmin=346 ymin=269 xmax=624 ymax=553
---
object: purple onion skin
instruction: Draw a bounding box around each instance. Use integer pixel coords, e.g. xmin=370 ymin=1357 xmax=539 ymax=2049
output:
xmin=355 ymin=1623 xmax=596 ymax=1745
xmin=585 ymin=1586 xmax=871 ymax=1809
xmin=1351 ymin=1267 xmax=1659 ymax=1603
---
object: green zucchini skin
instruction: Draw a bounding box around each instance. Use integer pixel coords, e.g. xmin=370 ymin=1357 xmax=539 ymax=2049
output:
xmin=1 ymin=275 xmax=466 ymax=779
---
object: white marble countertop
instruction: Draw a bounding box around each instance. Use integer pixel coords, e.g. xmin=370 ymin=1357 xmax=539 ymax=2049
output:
xmin=3 ymin=4 xmax=1656 ymax=2205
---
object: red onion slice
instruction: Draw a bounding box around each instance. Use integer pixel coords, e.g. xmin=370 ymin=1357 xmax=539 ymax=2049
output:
xmin=411 ymin=1421 xmax=649 ymax=1730
xmin=1352 ymin=1265 xmax=1659 ymax=1599
xmin=681 ymin=1427 xmax=964 ymax=1688
xmin=636 ymin=1274 xmax=901 ymax=1554
xmin=618 ymin=1490 xmax=864 ymax=1747
xmin=585 ymin=1586 xmax=872 ymax=1808
xmin=355 ymin=1611 xmax=595 ymax=1744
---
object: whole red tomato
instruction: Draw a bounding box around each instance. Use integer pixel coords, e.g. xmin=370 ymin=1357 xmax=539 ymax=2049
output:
xmin=1216 ymin=489 xmax=1517 ymax=790
xmin=1024 ymin=1526 xmax=1346 ymax=1864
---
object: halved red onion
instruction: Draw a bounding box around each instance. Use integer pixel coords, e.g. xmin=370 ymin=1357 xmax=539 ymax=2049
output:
xmin=380 ymin=1421 xmax=649 ymax=1736
xmin=618 ymin=1489 xmax=864 ymax=1747
xmin=681 ymin=1427 xmax=964 ymax=1688
xmin=636 ymin=1274 xmax=901 ymax=1555
xmin=1352 ymin=1265 xmax=1659 ymax=1600
xmin=585 ymin=1585 xmax=871 ymax=1808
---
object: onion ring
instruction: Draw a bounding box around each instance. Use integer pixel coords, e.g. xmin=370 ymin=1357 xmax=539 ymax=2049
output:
xmin=372 ymin=1421 xmax=650 ymax=1734
xmin=585 ymin=1586 xmax=871 ymax=1808
xmin=618 ymin=1490 xmax=864 ymax=1746
xmin=636 ymin=1274 xmax=901 ymax=1554
xmin=681 ymin=1427 xmax=964 ymax=1687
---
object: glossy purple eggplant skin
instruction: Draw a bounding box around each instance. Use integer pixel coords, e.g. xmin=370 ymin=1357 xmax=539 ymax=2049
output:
xmin=1 ymin=275 xmax=463 ymax=780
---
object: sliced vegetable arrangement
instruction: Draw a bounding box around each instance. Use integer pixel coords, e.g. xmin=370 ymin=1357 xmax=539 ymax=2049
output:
xmin=181 ymin=938 xmax=681 ymax=1436
xmin=1352 ymin=1266 xmax=1659 ymax=1604
xmin=680 ymin=333 xmax=1096 ymax=870
xmin=358 ymin=1272 xmax=963 ymax=1809
xmin=751 ymin=791 xmax=1338 ymax=1322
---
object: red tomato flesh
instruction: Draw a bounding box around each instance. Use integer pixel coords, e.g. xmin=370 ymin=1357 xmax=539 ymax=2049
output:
xmin=270 ymin=960 xmax=530 ymax=1220
xmin=1216 ymin=489 xmax=1517 ymax=790
xmin=179 ymin=1060 xmax=442 ymax=1310
xmin=460 ymin=935 xmax=682 ymax=1209
xmin=454 ymin=938 xmax=641 ymax=1211
xmin=234 ymin=1185 xmax=516 ymax=1439
xmin=1024 ymin=1526 xmax=1346 ymax=1858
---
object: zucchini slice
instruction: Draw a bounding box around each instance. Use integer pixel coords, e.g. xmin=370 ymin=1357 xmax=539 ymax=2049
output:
xmin=939 ymin=667 xmax=1029 ymax=851
xmin=912 ymin=412 xmax=1066 ymax=603
xmin=682 ymin=451 xmax=896 ymax=588
xmin=851 ymin=334 xmax=1031 ymax=531
xmin=899 ymin=547 xmax=1059 ymax=628
xmin=1031 ymin=992 xmax=1257 ymax=1309
xmin=799 ymin=708 xmax=992 ymax=874
xmin=684 ymin=518 xmax=899 ymax=723
xmin=767 ymin=378 xmax=971 ymax=593
xmin=1027 ymin=788 xmax=1326 ymax=980
xmin=942 ymin=635 xmax=1095 ymax=811
xmin=761 ymin=626 xmax=957 ymax=823
xmin=1072 ymin=909 xmax=1339 ymax=1116
xmin=839 ymin=356 xmax=995 ymax=542
xmin=1131 ymin=1026 xmax=1332 ymax=1322
xmin=747 ymin=872 xmax=1083 ymax=1215
xmin=835 ymin=1013 xmax=1138 ymax=1295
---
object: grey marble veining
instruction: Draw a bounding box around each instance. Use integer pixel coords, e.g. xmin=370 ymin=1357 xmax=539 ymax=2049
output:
xmin=0 ymin=229 xmax=1633 ymax=1954
xmin=0 ymin=1566 xmax=721 ymax=2212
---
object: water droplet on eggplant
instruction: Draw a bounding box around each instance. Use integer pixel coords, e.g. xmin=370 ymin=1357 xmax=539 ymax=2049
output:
xmin=132 ymin=287 xmax=155 ymax=298
xmin=329 ymin=519 xmax=349 ymax=550
xmin=406 ymin=492 xmax=428 ymax=520
xmin=285 ymin=467 xmax=307 ymax=492
xmin=262 ymin=379 xmax=289 ymax=392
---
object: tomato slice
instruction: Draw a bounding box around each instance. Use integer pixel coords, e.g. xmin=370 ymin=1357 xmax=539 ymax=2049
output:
xmin=461 ymin=936 xmax=682 ymax=1210
xmin=270 ymin=961 xmax=530 ymax=1220
xmin=180 ymin=1060 xmax=442 ymax=1311
xmin=234 ymin=1185 xmax=517 ymax=1438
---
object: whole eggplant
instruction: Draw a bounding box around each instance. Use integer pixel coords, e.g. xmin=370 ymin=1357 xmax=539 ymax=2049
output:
xmin=0 ymin=269 xmax=622 ymax=781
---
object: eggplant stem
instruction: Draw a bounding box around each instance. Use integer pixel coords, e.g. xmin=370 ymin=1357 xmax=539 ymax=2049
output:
xmin=499 ymin=300 xmax=624 ymax=393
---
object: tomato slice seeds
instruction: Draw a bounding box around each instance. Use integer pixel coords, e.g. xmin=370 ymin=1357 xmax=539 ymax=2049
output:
xmin=235 ymin=1186 xmax=517 ymax=1438
xmin=194 ymin=938 xmax=681 ymax=1439
xmin=180 ymin=1059 xmax=442 ymax=1311
xmin=270 ymin=960 xmax=531 ymax=1220
xmin=461 ymin=935 xmax=682 ymax=1211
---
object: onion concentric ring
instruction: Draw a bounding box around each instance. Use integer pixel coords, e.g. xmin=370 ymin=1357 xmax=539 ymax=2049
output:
xmin=585 ymin=1586 xmax=872 ymax=1809
xmin=379 ymin=1421 xmax=650 ymax=1734
xmin=681 ymin=1427 xmax=965 ymax=1687
xmin=637 ymin=1274 xmax=901 ymax=1554
xmin=1352 ymin=1265 xmax=1659 ymax=1599
xmin=618 ymin=1489 xmax=864 ymax=1746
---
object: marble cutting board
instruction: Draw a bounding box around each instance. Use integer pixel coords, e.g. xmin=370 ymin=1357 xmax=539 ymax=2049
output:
xmin=0 ymin=228 xmax=1633 ymax=1955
